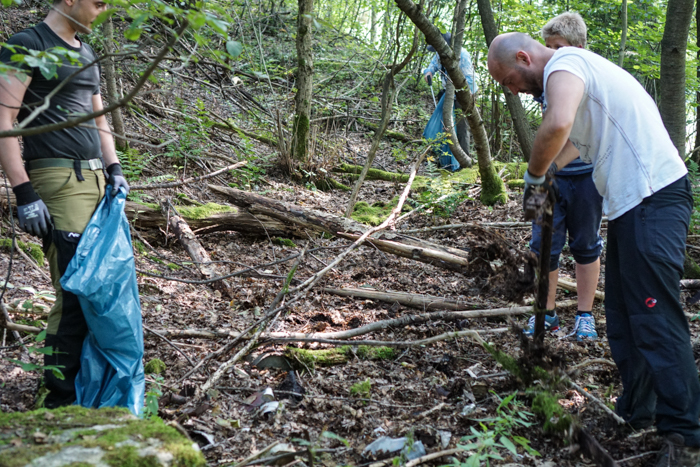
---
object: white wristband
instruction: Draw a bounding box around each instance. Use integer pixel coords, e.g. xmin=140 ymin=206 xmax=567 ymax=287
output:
xmin=524 ymin=170 xmax=545 ymax=185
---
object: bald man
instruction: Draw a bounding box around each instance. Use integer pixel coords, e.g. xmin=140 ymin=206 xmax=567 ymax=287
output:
xmin=488 ymin=32 xmax=700 ymax=464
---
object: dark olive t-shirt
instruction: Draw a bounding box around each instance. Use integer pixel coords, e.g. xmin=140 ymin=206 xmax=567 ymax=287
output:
xmin=0 ymin=22 xmax=102 ymax=161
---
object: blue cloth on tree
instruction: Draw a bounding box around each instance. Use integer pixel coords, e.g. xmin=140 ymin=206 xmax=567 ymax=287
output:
xmin=60 ymin=187 xmax=144 ymax=416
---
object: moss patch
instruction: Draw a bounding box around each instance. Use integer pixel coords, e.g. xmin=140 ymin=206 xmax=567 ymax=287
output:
xmin=480 ymin=169 xmax=508 ymax=206
xmin=177 ymin=203 xmax=234 ymax=220
xmin=0 ymin=238 xmax=44 ymax=265
xmin=144 ymin=358 xmax=166 ymax=375
xmin=351 ymin=196 xmax=411 ymax=226
xmin=285 ymin=345 xmax=396 ymax=370
xmin=273 ymin=238 xmax=297 ymax=248
xmin=530 ymin=391 xmax=573 ymax=434
xmin=0 ymin=406 xmax=204 ymax=467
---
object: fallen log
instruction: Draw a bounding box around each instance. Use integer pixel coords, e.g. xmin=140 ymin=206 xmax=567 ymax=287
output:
xmin=162 ymin=201 xmax=233 ymax=298
xmin=323 ymin=287 xmax=473 ymax=310
xmin=207 ymin=184 xmax=470 ymax=260
xmin=337 ymin=232 xmax=469 ymax=272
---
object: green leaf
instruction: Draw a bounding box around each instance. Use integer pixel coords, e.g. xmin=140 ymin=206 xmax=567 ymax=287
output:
xmin=208 ymin=17 xmax=228 ymax=35
xmin=321 ymin=431 xmax=349 ymax=447
xmin=21 ymin=300 xmax=33 ymax=309
xmin=499 ymin=436 xmax=518 ymax=455
xmin=91 ymin=8 xmax=117 ymax=29
xmin=226 ymin=41 xmax=243 ymax=58
xmin=187 ymin=10 xmax=206 ymax=29
xmin=35 ymin=329 xmax=47 ymax=342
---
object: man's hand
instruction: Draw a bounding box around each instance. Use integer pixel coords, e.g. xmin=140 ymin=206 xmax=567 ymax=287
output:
xmin=106 ymin=163 xmax=130 ymax=196
xmin=12 ymin=181 xmax=52 ymax=237
xmin=425 ymin=72 xmax=433 ymax=86
xmin=523 ymin=169 xmax=559 ymax=212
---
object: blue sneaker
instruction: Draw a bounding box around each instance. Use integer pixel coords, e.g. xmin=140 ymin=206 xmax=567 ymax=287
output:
xmin=573 ymin=313 xmax=598 ymax=341
xmin=523 ymin=313 xmax=560 ymax=336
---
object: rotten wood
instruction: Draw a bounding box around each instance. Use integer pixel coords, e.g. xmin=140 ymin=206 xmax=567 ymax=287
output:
xmin=558 ymin=277 xmax=605 ymax=302
xmin=161 ymin=201 xmax=233 ymax=298
xmin=322 ymin=287 xmax=474 ymax=310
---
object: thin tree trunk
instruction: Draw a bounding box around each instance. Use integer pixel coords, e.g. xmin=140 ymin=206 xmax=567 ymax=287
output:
xmin=370 ymin=4 xmax=378 ymax=45
xmin=382 ymin=0 xmax=391 ymax=45
xmin=345 ymin=14 xmax=421 ymax=217
xmin=394 ymin=0 xmax=506 ymax=205
xmin=659 ymin=0 xmax=694 ymax=159
xmin=618 ymin=0 xmax=628 ymax=67
xmin=292 ymin=0 xmax=314 ymax=163
xmin=476 ymin=0 xmax=534 ymax=162
xmin=695 ymin=0 xmax=700 ymax=162
xmin=442 ymin=0 xmax=472 ymax=168
xmin=103 ymin=15 xmax=127 ymax=150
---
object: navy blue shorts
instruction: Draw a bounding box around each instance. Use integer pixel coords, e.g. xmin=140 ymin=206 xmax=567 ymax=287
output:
xmin=530 ymin=173 xmax=604 ymax=271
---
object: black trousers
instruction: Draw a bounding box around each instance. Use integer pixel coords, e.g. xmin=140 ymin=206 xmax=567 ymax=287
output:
xmin=606 ymin=175 xmax=700 ymax=446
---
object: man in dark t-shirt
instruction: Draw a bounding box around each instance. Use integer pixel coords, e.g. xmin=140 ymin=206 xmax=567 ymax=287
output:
xmin=0 ymin=0 xmax=130 ymax=408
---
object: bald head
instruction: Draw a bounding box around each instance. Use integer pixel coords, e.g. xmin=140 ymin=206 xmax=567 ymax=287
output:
xmin=487 ymin=32 xmax=554 ymax=97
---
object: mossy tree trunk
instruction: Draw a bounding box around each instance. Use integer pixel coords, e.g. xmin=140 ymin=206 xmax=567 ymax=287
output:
xmin=395 ymin=0 xmax=507 ymax=205
xmin=292 ymin=0 xmax=314 ymax=164
xmin=344 ymin=10 xmax=421 ymax=217
xmin=103 ymin=14 xmax=128 ymax=150
xmin=442 ymin=0 xmax=472 ymax=168
xmin=476 ymin=0 xmax=533 ymax=162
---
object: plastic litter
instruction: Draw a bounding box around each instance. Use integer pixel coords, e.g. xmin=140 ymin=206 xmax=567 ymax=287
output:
xmin=423 ymin=92 xmax=460 ymax=172
xmin=362 ymin=436 xmax=426 ymax=460
xmin=60 ymin=187 xmax=144 ymax=416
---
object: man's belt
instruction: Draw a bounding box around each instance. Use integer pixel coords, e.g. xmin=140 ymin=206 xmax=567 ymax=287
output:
xmin=26 ymin=158 xmax=104 ymax=171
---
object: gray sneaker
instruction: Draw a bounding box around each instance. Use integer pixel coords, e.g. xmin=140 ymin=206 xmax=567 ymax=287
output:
xmin=656 ymin=433 xmax=700 ymax=467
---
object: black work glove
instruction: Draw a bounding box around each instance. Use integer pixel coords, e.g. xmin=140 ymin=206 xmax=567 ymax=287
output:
xmin=106 ymin=163 xmax=130 ymax=196
xmin=523 ymin=169 xmax=560 ymax=212
xmin=13 ymin=181 xmax=52 ymax=237
xmin=426 ymin=73 xmax=433 ymax=87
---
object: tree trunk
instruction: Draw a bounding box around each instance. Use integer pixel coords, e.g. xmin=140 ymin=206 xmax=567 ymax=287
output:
xmin=382 ymin=0 xmax=391 ymax=45
xmin=618 ymin=0 xmax=628 ymax=67
xmin=292 ymin=0 xmax=314 ymax=163
xmin=345 ymin=15 xmax=421 ymax=217
xmin=103 ymin=15 xmax=127 ymax=150
xmin=442 ymin=0 xmax=472 ymax=168
xmin=476 ymin=0 xmax=534 ymax=162
xmin=695 ymin=0 xmax=700 ymax=162
xmin=370 ymin=4 xmax=378 ymax=46
xmin=659 ymin=0 xmax=694 ymax=159
xmin=394 ymin=0 xmax=507 ymax=205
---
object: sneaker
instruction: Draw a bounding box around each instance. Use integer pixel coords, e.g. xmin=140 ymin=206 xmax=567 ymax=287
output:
xmin=655 ymin=433 xmax=700 ymax=467
xmin=523 ymin=313 xmax=560 ymax=336
xmin=573 ymin=313 xmax=598 ymax=341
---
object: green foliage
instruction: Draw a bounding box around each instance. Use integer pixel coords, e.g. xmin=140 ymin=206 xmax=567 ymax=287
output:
xmin=177 ymin=203 xmax=233 ymax=220
xmin=143 ymin=374 xmax=164 ymax=419
xmin=0 ymin=238 xmax=44 ymax=265
xmin=5 ymin=330 xmax=64 ymax=381
xmin=117 ymin=147 xmax=155 ymax=181
xmin=350 ymin=378 xmax=372 ymax=398
xmin=530 ymin=391 xmax=572 ymax=434
xmin=273 ymin=238 xmax=298 ymax=248
xmin=687 ymin=160 xmax=700 ymax=234
xmin=452 ymin=392 xmax=539 ymax=466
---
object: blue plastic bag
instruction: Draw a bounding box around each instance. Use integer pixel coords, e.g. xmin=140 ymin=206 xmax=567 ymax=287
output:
xmin=60 ymin=187 xmax=144 ymax=416
xmin=423 ymin=93 xmax=460 ymax=172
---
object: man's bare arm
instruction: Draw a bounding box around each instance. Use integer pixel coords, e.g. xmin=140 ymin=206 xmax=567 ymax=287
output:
xmin=552 ymin=140 xmax=580 ymax=170
xmin=529 ymin=70 xmax=584 ymax=176
xmin=92 ymin=94 xmax=119 ymax=167
xmin=0 ymin=72 xmax=31 ymax=186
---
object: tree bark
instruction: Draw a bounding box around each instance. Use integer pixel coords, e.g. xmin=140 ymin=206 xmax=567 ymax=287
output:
xmin=103 ymin=15 xmax=127 ymax=150
xmin=695 ymin=0 xmax=700 ymax=162
xmin=370 ymin=4 xmax=378 ymax=46
xmin=618 ymin=0 xmax=628 ymax=67
xmin=292 ymin=0 xmax=314 ymax=163
xmin=476 ymin=0 xmax=534 ymax=162
xmin=394 ymin=0 xmax=507 ymax=205
xmin=659 ymin=0 xmax=694 ymax=159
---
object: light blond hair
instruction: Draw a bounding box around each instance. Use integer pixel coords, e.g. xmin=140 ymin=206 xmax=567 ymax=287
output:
xmin=542 ymin=12 xmax=587 ymax=48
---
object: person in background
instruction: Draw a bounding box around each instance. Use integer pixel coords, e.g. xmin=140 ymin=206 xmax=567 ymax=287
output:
xmin=423 ymin=31 xmax=478 ymax=156
xmin=524 ymin=12 xmax=603 ymax=342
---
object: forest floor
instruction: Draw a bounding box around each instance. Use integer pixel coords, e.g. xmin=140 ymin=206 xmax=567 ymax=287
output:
xmin=2 ymin=4 xmax=700 ymax=467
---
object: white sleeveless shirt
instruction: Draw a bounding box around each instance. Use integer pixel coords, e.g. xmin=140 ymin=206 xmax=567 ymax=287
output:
xmin=543 ymin=47 xmax=686 ymax=220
